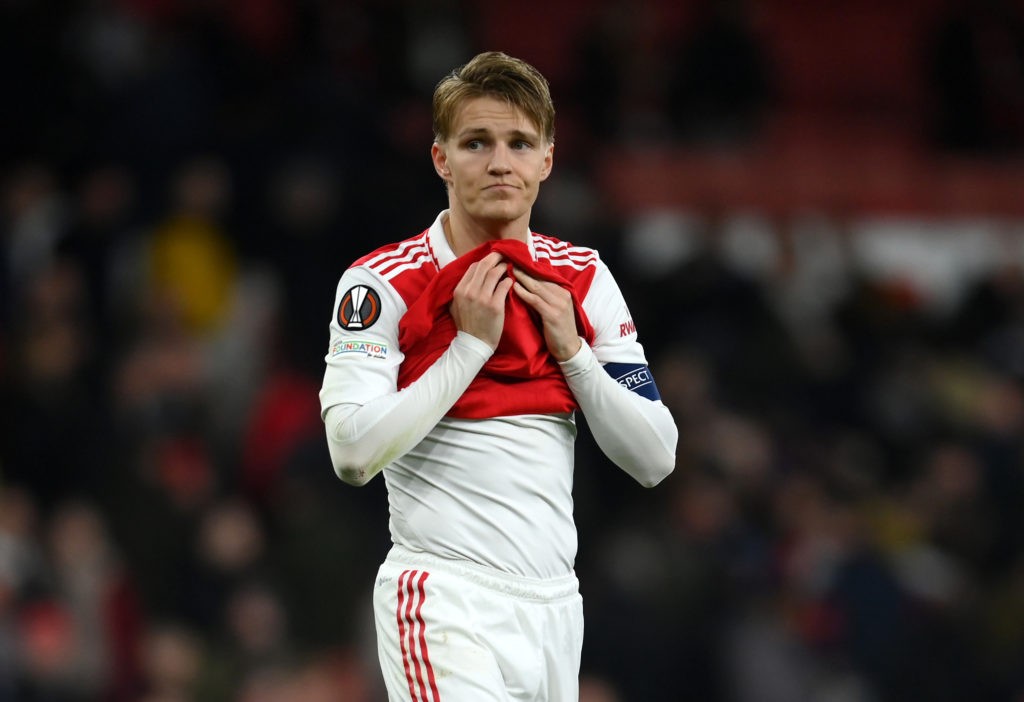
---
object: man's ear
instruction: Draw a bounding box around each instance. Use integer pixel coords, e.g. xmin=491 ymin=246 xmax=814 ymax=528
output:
xmin=540 ymin=141 xmax=554 ymax=181
xmin=431 ymin=142 xmax=451 ymax=181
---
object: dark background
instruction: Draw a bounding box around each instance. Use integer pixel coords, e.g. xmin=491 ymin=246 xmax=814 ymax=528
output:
xmin=3 ymin=0 xmax=1024 ymax=700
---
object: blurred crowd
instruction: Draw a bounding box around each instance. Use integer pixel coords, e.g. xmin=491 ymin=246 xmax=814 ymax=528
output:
xmin=2 ymin=0 xmax=1024 ymax=701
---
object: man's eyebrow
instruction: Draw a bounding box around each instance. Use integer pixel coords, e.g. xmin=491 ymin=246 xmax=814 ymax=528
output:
xmin=506 ymin=129 xmax=539 ymax=141
xmin=455 ymin=127 xmax=491 ymax=139
xmin=455 ymin=127 xmax=539 ymax=141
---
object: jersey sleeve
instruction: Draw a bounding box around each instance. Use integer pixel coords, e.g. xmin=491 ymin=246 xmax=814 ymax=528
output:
xmin=583 ymin=260 xmax=649 ymax=366
xmin=564 ymin=257 xmax=677 ymax=486
xmin=319 ymin=266 xmax=406 ymax=416
xmin=319 ymin=264 xmax=494 ymax=486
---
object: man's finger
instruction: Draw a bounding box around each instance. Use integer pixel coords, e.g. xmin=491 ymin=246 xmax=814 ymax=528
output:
xmin=482 ymin=259 xmax=512 ymax=296
xmin=511 ymin=267 xmax=544 ymax=292
xmin=477 ymin=252 xmax=505 ymax=274
xmin=461 ymin=254 xmax=505 ymax=290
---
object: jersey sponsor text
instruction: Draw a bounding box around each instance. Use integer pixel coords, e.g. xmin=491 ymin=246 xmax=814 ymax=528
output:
xmin=332 ymin=339 xmax=389 ymax=359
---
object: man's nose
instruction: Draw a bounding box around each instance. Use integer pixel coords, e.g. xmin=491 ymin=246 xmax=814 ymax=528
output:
xmin=488 ymin=144 xmax=513 ymax=173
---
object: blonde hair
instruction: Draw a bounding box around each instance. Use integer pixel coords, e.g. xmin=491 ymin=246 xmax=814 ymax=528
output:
xmin=432 ymin=51 xmax=555 ymax=144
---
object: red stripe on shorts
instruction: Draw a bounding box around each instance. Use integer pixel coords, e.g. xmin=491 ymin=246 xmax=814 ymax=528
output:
xmin=414 ymin=571 xmax=440 ymax=701
xmin=396 ymin=569 xmax=440 ymax=701
xmin=396 ymin=571 xmax=418 ymax=701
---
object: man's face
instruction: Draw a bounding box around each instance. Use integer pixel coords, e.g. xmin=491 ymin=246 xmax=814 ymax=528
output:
xmin=432 ymin=96 xmax=553 ymax=229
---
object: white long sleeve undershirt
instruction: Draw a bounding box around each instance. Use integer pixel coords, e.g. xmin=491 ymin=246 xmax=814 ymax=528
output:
xmin=559 ymin=340 xmax=677 ymax=487
xmin=324 ymin=331 xmax=493 ymax=485
xmin=324 ymin=331 xmax=676 ymax=489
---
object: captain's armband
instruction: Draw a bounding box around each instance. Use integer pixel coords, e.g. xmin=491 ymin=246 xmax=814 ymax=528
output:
xmin=603 ymin=362 xmax=661 ymax=401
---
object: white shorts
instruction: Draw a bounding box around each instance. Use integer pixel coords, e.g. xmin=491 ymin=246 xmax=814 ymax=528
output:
xmin=372 ymin=545 xmax=584 ymax=702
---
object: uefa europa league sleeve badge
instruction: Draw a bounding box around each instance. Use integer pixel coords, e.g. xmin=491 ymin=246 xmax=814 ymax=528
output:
xmin=338 ymin=285 xmax=383 ymax=330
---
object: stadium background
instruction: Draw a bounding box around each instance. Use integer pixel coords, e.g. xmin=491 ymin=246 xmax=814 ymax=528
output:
xmin=2 ymin=0 xmax=1024 ymax=700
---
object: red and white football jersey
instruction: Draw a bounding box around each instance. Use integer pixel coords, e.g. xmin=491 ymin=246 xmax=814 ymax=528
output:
xmin=321 ymin=211 xmax=653 ymax=578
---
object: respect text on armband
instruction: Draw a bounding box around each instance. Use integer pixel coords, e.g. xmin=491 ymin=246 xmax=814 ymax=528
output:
xmin=603 ymin=362 xmax=662 ymax=400
xmin=615 ymin=367 xmax=652 ymax=392
xmin=331 ymin=339 xmax=389 ymax=359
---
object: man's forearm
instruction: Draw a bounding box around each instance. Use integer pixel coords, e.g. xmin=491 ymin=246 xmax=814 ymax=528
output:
xmin=324 ymin=332 xmax=493 ymax=485
xmin=561 ymin=342 xmax=678 ymax=487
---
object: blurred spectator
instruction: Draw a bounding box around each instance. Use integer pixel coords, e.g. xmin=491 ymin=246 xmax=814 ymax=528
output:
xmin=185 ymin=497 xmax=270 ymax=631
xmin=253 ymin=156 xmax=350 ymax=377
xmin=0 ymin=488 xmax=45 ymax=699
xmin=926 ymin=0 xmax=1024 ymax=155
xmin=578 ymin=674 xmax=623 ymax=702
xmin=146 ymin=156 xmax=237 ymax=337
xmin=56 ymin=163 xmax=139 ymax=342
xmin=36 ymin=501 xmax=145 ymax=701
xmin=239 ymin=364 xmax=323 ymax=508
xmin=1 ymin=258 xmax=109 ymax=511
xmin=6 ymin=500 xmax=144 ymax=702
xmin=667 ymin=0 xmax=775 ymax=145
xmin=573 ymin=1 xmax=674 ymax=144
xmin=214 ymin=582 xmax=295 ymax=695
xmin=232 ymin=649 xmax=376 ymax=702
xmin=1 ymin=164 xmax=68 ymax=306
xmin=137 ymin=622 xmax=205 ymax=702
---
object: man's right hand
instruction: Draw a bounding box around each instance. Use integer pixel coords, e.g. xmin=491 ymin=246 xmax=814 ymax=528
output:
xmin=450 ymin=251 xmax=513 ymax=349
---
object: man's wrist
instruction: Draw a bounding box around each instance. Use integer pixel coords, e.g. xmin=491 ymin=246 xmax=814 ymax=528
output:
xmin=557 ymin=338 xmax=592 ymax=376
xmin=552 ymin=336 xmax=583 ymax=363
xmin=453 ymin=330 xmax=496 ymax=360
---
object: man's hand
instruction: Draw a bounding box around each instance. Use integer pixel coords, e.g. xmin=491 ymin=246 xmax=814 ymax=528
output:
xmin=450 ymin=251 xmax=514 ymax=349
xmin=511 ymin=268 xmax=583 ymax=361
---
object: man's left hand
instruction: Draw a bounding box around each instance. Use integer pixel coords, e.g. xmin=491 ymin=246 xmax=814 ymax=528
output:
xmin=511 ymin=268 xmax=583 ymax=362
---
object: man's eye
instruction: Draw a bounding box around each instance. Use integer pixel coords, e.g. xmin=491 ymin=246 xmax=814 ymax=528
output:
xmin=466 ymin=140 xmax=484 ymax=150
xmin=513 ymin=140 xmax=531 ymax=150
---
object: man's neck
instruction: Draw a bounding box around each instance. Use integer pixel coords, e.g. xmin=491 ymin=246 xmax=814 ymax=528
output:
xmin=444 ymin=209 xmax=529 ymax=257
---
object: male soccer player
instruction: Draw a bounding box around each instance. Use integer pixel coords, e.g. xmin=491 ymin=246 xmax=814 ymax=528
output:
xmin=320 ymin=51 xmax=677 ymax=701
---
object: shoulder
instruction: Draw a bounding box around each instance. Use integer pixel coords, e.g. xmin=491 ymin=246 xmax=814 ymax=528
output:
xmin=351 ymin=229 xmax=434 ymax=277
xmin=349 ymin=229 xmax=437 ymax=303
xmin=531 ymin=232 xmax=604 ymax=279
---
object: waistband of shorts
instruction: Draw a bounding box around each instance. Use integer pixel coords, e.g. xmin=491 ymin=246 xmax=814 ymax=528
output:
xmin=385 ymin=545 xmax=579 ymax=602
